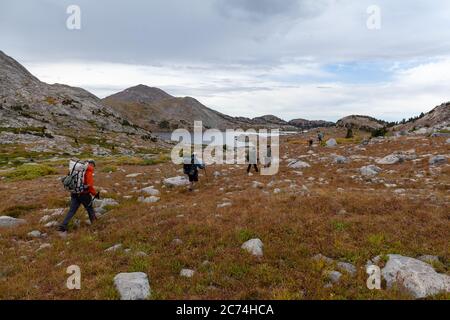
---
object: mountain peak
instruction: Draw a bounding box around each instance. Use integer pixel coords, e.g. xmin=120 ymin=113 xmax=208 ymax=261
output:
xmin=104 ymin=85 xmax=173 ymax=104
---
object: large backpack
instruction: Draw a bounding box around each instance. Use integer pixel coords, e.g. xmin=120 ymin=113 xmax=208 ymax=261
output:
xmin=61 ymin=160 xmax=88 ymax=193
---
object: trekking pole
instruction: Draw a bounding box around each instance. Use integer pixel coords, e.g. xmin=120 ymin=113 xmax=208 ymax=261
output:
xmin=203 ymin=167 xmax=208 ymax=183
xmin=89 ymin=192 xmax=100 ymax=207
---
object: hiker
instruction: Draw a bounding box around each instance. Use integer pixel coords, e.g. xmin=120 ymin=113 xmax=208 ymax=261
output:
xmin=246 ymin=146 xmax=259 ymax=174
xmin=183 ymin=153 xmax=205 ymax=191
xmin=263 ymin=144 xmax=272 ymax=168
xmin=317 ymin=131 xmax=324 ymax=144
xmin=59 ymin=160 xmax=98 ymax=232
xmin=308 ymin=139 xmax=314 ymax=148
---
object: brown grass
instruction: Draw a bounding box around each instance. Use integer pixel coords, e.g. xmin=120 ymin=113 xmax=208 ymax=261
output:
xmin=0 ymin=132 xmax=448 ymax=300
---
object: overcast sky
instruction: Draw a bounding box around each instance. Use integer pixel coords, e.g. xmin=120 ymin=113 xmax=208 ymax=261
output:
xmin=1 ymin=0 xmax=450 ymax=121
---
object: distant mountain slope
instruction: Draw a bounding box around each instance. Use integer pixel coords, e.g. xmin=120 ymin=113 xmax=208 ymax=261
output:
xmin=394 ymin=102 xmax=450 ymax=132
xmin=102 ymin=85 xmax=239 ymax=131
xmin=289 ymin=118 xmax=335 ymax=130
xmin=0 ymin=51 xmax=160 ymax=155
xmin=336 ymin=115 xmax=388 ymax=132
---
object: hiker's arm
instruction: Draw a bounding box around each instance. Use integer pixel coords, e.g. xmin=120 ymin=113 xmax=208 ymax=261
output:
xmin=85 ymin=169 xmax=97 ymax=196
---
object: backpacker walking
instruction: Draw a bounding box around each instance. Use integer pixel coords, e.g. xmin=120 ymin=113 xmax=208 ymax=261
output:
xmin=246 ymin=146 xmax=259 ymax=174
xmin=59 ymin=159 xmax=99 ymax=232
xmin=183 ymin=153 xmax=205 ymax=191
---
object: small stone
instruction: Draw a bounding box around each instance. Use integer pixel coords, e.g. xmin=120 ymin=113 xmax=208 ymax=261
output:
xmin=27 ymin=230 xmax=42 ymax=238
xmin=0 ymin=216 xmax=26 ymax=228
xmin=105 ymin=244 xmax=122 ymax=252
xmin=114 ymin=272 xmax=151 ymax=300
xmin=241 ymin=238 xmax=264 ymax=257
xmin=180 ymin=268 xmax=195 ymax=278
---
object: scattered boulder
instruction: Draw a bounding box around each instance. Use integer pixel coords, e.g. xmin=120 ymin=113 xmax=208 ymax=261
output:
xmin=180 ymin=269 xmax=195 ymax=278
xmin=326 ymin=139 xmax=337 ymax=147
xmin=140 ymin=187 xmax=160 ymax=196
xmin=27 ymin=230 xmax=42 ymax=238
xmin=287 ymin=160 xmax=311 ymax=169
xmin=241 ymin=238 xmax=264 ymax=257
xmin=125 ymin=173 xmax=142 ymax=178
xmin=326 ymin=270 xmax=342 ymax=284
xmin=138 ymin=196 xmax=160 ymax=203
xmin=337 ymin=262 xmax=357 ymax=276
xmin=360 ymin=165 xmax=382 ymax=177
xmin=217 ymin=202 xmax=232 ymax=209
xmin=94 ymin=198 xmax=119 ymax=214
xmin=163 ymin=176 xmax=190 ymax=187
xmin=252 ymin=181 xmax=264 ymax=189
xmin=105 ymin=244 xmax=122 ymax=252
xmin=312 ymin=254 xmax=334 ymax=264
xmin=429 ymin=155 xmax=447 ymax=166
xmin=44 ymin=221 xmax=59 ymax=228
xmin=114 ymin=272 xmax=151 ymax=300
xmin=0 ymin=216 xmax=25 ymax=228
xmin=376 ymin=154 xmax=402 ymax=165
xmin=446 ymin=138 xmax=450 ymax=144
xmin=381 ymin=254 xmax=450 ymax=298
xmin=334 ymin=155 xmax=349 ymax=164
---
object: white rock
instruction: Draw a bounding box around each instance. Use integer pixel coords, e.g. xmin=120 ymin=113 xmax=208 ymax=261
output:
xmin=126 ymin=173 xmax=142 ymax=178
xmin=273 ymin=188 xmax=281 ymax=194
xmin=376 ymin=154 xmax=402 ymax=165
xmin=429 ymin=155 xmax=447 ymax=166
xmin=36 ymin=243 xmax=51 ymax=252
xmin=334 ymin=155 xmax=349 ymax=164
xmin=180 ymin=269 xmax=195 ymax=278
xmin=44 ymin=221 xmax=60 ymax=228
xmin=241 ymin=238 xmax=264 ymax=257
xmin=360 ymin=165 xmax=382 ymax=177
xmin=326 ymin=270 xmax=342 ymax=283
xmin=40 ymin=215 xmax=52 ymax=224
xmin=105 ymin=244 xmax=122 ymax=252
xmin=337 ymin=262 xmax=357 ymax=276
xmin=0 ymin=216 xmax=25 ymax=228
xmin=114 ymin=272 xmax=151 ymax=300
xmin=252 ymin=181 xmax=264 ymax=189
xmin=217 ymin=202 xmax=232 ymax=208
xmin=163 ymin=176 xmax=190 ymax=187
xmin=138 ymin=196 xmax=160 ymax=203
xmin=28 ymin=230 xmax=42 ymax=238
xmin=446 ymin=138 xmax=450 ymax=144
xmin=141 ymin=187 xmax=160 ymax=196
xmin=382 ymin=254 xmax=450 ymax=298
xmin=326 ymin=139 xmax=337 ymax=147
xmin=287 ymin=160 xmax=311 ymax=169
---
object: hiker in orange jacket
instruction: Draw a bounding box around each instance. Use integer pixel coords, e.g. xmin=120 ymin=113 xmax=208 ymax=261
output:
xmin=59 ymin=160 xmax=98 ymax=232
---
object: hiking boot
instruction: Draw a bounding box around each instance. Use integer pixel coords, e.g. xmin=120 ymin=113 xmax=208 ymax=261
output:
xmin=57 ymin=225 xmax=67 ymax=232
xmin=89 ymin=215 xmax=97 ymax=224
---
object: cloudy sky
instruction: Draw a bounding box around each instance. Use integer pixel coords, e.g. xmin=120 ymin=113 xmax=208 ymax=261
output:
xmin=1 ymin=0 xmax=450 ymax=121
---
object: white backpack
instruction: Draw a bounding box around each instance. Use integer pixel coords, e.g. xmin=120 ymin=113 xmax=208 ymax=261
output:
xmin=61 ymin=160 xmax=88 ymax=193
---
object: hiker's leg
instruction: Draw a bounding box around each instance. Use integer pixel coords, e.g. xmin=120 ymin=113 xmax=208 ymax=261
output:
xmin=247 ymin=164 xmax=251 ymax=173
xmin=80 ymin=193 xmax=96 ymax=222
xmin=254 ymin=164 xmax=259 ymax=172
xmin=61 ymin=194 xmax=81 ymax=229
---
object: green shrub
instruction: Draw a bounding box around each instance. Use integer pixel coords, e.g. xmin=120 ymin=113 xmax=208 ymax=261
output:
xmin=2 ymin=164 xmax=57 ymax=181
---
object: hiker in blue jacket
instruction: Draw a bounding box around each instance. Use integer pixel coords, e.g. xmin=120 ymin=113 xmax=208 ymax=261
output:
xmin=183 ymin=153 xmax=205 ymax=191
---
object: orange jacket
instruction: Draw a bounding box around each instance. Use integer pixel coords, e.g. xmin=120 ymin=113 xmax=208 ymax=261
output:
xmin=83 ymin=164 xmax=97 ymax=196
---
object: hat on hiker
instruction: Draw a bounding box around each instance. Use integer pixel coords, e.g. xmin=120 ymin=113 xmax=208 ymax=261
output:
xmin=87 ymin=159 xmax=96 ymax=167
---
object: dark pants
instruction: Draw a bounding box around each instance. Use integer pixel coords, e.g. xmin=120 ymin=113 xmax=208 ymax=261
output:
xmin=247 ymin=164 xmax=259 ymax=173
xmin=61 ymin=193 xmax=95 ymax=228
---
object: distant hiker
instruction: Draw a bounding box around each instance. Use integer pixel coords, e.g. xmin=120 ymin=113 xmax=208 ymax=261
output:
xmin=246 ymin=146 xmax=259 ymax=174
xmin=59 ymin=159 xmax=99 ymax=232
xmin=317 ymin=131 xmax=324 ymax=144
xmin=263 ymin=144 xmax=272 ymax=168
xmin=308 ymin=139 xmax=314 ymax=148
xmin=183 ymin=153 xmax=205 ymax=191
